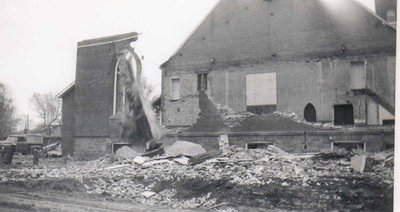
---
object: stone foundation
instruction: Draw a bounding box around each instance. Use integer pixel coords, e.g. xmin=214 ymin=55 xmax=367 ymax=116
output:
xmin=163 ymin=128 xmax=394 ymax=152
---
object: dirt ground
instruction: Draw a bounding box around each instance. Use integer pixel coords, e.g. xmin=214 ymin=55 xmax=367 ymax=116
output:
xmin=0 ymin=148 xmax=394 ymax=212
xmin=0 ymin=184 xmax=203 ymax=212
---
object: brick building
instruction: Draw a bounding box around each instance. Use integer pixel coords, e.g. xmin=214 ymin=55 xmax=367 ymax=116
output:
xmin=375 ymin=0 xmax=397 ymax=28
xmin=58 ymin=32 xmax=140 ymax=159
xmin=160 ymin=0 xmax=396 ymax=131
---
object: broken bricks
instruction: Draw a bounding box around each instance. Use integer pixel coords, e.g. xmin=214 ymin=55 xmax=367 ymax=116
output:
xmin=165 ymin=141 xmax=206 ymax=157
xmin=0 ymin=145 xmax=393 ymax=210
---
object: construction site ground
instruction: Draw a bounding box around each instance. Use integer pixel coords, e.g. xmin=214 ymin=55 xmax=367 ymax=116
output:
xmin=0 ymin=146 xmax=394 ymax=212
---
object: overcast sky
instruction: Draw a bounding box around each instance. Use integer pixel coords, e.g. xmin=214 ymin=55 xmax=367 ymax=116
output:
xmin=0 ymin=0 xmax=375 ymax=128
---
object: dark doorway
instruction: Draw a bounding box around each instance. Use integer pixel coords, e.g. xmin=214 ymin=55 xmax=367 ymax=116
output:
xmin=382 ymin=119 xmax=395 ymax=125
xmin=304 ymin=103 xmax=317 ymax=122
xmin=197 ymin=73 xmax=207 ymax=91
xmin=334 ymin=104 xmax=354 ymax=125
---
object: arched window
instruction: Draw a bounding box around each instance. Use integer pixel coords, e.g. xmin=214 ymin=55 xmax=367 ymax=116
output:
xmin=113 ymin=65 xmax=125 ymax=115
xmin=304 ymin=103 xmax=316 ymax=122
xmin=113 ymin=50 xmax=140 ymax=115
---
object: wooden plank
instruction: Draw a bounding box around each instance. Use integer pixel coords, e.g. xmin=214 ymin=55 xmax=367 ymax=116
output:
xmin=190 ymin=150 xmax=221 ymax=165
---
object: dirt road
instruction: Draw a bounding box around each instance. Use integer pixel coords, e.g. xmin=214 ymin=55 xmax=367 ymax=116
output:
xmin=0 ymin=185 xmax=201 ymax=212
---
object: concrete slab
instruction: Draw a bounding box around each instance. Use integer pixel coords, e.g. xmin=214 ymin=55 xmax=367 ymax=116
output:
xmin=351 ymin=155 xmax=367 ymax=173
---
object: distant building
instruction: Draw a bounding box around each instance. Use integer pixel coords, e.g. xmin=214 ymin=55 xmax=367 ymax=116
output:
xmin=160 ymin=0 xmax=395 ymax=131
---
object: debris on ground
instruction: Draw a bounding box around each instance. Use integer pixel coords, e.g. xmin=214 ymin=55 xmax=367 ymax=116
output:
xmin=116 ymin=146 xmax=138 ymax=160
xmin=218 ymin=134 xmax=229 ymax=153
xmin=42 ymin=142 xmax=62 ymax=157
xmin=47 ymin=144 xmax=62 ymax=157
xmin=165 ymin=141 xmax=206 ymax=157
xmin=208 ymin=95 xmax=254 ymax=128
xmin=273 ymin=111 xmax=342 ymax=129
xmin=0 ymin=145 xmax=393 ymax=211
xmin=351 ymin=155 xmax=367 ymax=173
xmin=189 ymin=150 xmax=221 ymax=165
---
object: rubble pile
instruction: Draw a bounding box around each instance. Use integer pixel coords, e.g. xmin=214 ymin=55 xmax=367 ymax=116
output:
xmin=116 ymin=146 xmax=139 ymax=160
xmin=0 ymin=146 xmax=393 ymax=210
xmin=42 ymin=142 xmax=62 ymax=157
xmin=273 ymin=111 xmax=342 ymax=129
xmin=208 ymin=95 xmax=254 ymax=128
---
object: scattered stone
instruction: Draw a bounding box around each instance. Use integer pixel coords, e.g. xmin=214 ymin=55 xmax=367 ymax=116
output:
xmin=218 ymin=134 xmax=230 ymax=153
xmin=0 ymin=145 xmax=393 ymax=210
xmin=104 ymin=164 xmax=130 ymax=170
xmin=173 ymin=156 xmax=190 ymax=165
xmin=384 ymin=156 xmax=394 ymax=168
xmin=142 ymin=159 xmax=173 ymax=167
xmin=190 ymin=150 xmax=221 ymax=165
xmin=165 ymin=141 xmax=206 ymax=157
xmin=142 ymin=191 xmax=156 ymax=198
xmin=133 ymin=156 xmax=147 ymax=164
xmin=116 ymin=146 xmax=138 ymax=160
xmin=47 ymin=145 xmax=62 ymax=157
xmin=351 ymin=155 xmax=367 ymax=173
xmin=267 ymin=145 xmax=287 ymax=155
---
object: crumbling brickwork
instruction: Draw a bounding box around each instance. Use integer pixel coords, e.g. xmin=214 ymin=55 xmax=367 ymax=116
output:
xmin=73 ymin=137 xmax=117 ymax=160
xmin=162 ymin=72 xmax=201 ymax=127
xmin=60 ymin=32 xmax=139 ymax=160
xmin=161 ymin=0 xmax=396 ymax=129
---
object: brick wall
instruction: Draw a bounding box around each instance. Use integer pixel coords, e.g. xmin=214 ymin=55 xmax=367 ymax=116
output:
xmin=186 ymin=91 xmax=230 ymax=132
xmin=74 ymin=39 xmax=135 ymax=137
xmin=164 ymin=55 xmax=395 ymax=127
xmin=161 ymin=0 xmax=395 ymax=128
xmin=207 ymin=56 xmax=393 ymax=123
xmin=73 ymin=137 xmax=117 ymax=160
xmin=163 ymin=128 xmax=394 ymax=152
xmin=71 ymin=33 xmax=138 ymax=160
xmin=164 ymin=0 xmax=395 ymax=72
xmin=61 ymin=88 xmax=74 ymax=156
xmin=162 ymin=72 xmax=200 ymax=127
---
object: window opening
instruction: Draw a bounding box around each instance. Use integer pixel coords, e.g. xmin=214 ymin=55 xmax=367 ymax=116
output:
xmin=171 ymin=78 xmax=180 ymax=100
xmin=334 ymin=104 xmax=354 ymax=125
xmin=197 ymin=73 xmax=207 ymax=91
xmin=387 ymin=9 xmax=396 ymax=23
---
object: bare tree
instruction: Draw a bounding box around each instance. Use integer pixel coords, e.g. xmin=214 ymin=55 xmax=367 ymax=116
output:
xmin=30 ymin=92 xmax=61 ymax=135
xmin=0 ymin=82 xmax=17 ymax=138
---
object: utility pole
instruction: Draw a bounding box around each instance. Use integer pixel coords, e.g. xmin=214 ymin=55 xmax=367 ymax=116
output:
xmin=24 ymin=115 xmax=29 ymax=134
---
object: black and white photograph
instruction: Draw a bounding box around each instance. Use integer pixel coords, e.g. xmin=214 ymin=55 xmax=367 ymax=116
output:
xmin=0 ymin=0 xmax=397 ymax=211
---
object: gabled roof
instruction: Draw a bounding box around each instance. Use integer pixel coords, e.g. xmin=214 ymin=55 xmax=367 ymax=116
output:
xmin=78 ymin=32 xmax=139 ymax=48
xmin=57 ymin=81 xmax=75 ymax=98
xmin=162 ymin=0 xmax=396 ymax=70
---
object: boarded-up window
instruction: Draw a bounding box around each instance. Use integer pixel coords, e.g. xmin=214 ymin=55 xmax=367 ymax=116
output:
xmin=171 ymin=78 xmax=180 ymax=100
xmin=350 ymin=61 xmax=366 ymax=90
xmin=246 ymin=73 xmax=277 ymax=106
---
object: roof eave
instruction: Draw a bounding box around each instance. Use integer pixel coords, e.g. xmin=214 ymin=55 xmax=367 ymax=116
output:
xmin=57 ymin=81 xmax=75 ymax=98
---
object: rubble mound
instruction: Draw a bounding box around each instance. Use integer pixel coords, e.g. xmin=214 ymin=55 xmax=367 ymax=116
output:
xmin=42 ymin=142 xmax=62 ymax=157
xmin=165 ymin=141 xmax=206 ymax=157
xmin=232 ymin=113 xmax=324 ymax=132
xmin=0 ymin=146 xmax=393 ymax=211
xmin=186 ymin=91 xmax=230 ymax=133
xmin=116 ymin=146 xmax=138 ymax=160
